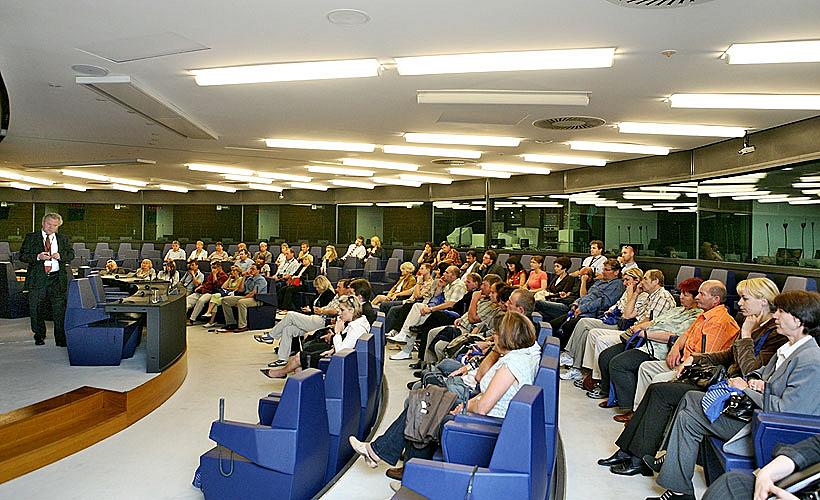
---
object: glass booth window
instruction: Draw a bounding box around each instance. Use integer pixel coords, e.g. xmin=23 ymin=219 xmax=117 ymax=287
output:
xmin=488 ymin=197 xmax=567 ymax=251
xmin=433 ymin=200 xmax=487 ymax=248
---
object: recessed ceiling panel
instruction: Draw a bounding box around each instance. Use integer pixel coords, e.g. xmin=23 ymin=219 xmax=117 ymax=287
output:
xmin=436 ymin=109 xmax=528 ymax=126
xmin=77 ymin=32 xmax=209 ymax=63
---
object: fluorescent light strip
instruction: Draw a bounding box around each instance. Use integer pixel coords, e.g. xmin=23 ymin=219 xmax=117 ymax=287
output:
xmin=416 ymin=90 xmax=590 ymax=106
xmin=698 ymin=184 xmax=759 ymax=193
xmin=724 ymin=40 xmax=820 ymax=65
xmin=640 ymin=186 xmax=698 ymax=193
xmin=111 ymin=183 xmax=140 ymax=193
xmin=712 ymin=191 xmax=771 ymax=198
xmin=800 ymin=176 xmax=820 ymax=182
xmin=448 ymin=168 xmax=511 ymax=179
xmin=377 ymin=202 xmax=424 ymax=208
xmin=617 ymin=122 xmax=746 ymax=138
xmin=204 ymin=184 xmax=237 ymax=193
xmin=340 ymin=158 xmax=418 ymax=172
xmin=669 ymin=93 xmax=820 ymax=110
xmin=569 ymin=141 xmax=670 ymax=156
xmin=289 ymin=182 xmax=328 ymax=191
xmin=9 ymin=182 xmax=32 ymax=190
xmin=158 ymin=184 xmax=189 ymax=193
xmin=521 ymin=202 xmax=564 ymax=208
xmin=549 ymin=194 xmax=572 ymax=199
xmin=653 ymin=203 xmax=697 ymax=207
xmin=329 ymin=179 xmax=375 ymax=189
xmin=258 ymin=172 xmax=313 ymax=183
xmin=192 ymin=58 xmax=381 ymax=85
xmin=307 ymin=165 xmax=373 ymax=177
xmin=248 ymin=183 xmax=284 ymax=192
xmin=802 ymin=189 xmax=820 ymax=195
xmin=187 ymin=163 xmax=255 ymax=176
xmin=61 ymin=170 xmax=108 ymax=182
xmin=0 ymin=170 xmax=55 ymax=186
xmin=265 ymin=138 xmax=375 ymax=153
xmin=622 ymin=192 xmax=680 ymax=200
xmin=758 ymin=196 xmax=809 ymax=203
xmin=480 ymin=163 xmax=551 ymax=175
xmin=399 ymin=174 xmax=453 ymax=185
xmin=522 ymin=154 xmax=607 ymax=167
xmin=789 ymin=199 xmax=820 ymax=205
xmin=701 ymin=173 xmax=766 ymax=184
xmin=108 ymin=177 xmax=148 ymax=187
xmin=404 ymin=133 xmax=521 ymax=147
xmin=223 ymin=174 xmax=272 ymax=184
xmin=394 ymin=47 xmax=615 ymax=76
xmin=383 ymin=145 xmax=481 ymax=159
xmin=793 ymin=183 xmax=820 ymax=188
xmin=371 ymin=177 xmax=423 ymax=187
xmin=62 ymin=183 xmax=88 ymax=192
xmin=340 ymin=203 xmax=374 ymax=207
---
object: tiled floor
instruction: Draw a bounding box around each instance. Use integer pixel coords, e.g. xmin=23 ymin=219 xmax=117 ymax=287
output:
xmin=0 ymin=318 xmax=706 ymax=500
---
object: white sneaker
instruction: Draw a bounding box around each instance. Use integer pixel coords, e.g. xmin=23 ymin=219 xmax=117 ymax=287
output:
xmin=389 ymin=351 xmax=412 ymax=361
xmin=560 ymin=367 xmax=582 ymax=381
xmin=385 ymin=329 xmax=399 ymax=339
xmin=559 ymin=352 xmax=574 ymax=367
xmin=389 ymin=481 xmax=402 ymax=493
xmin=388 ymin=332 xmax=407 ymax=343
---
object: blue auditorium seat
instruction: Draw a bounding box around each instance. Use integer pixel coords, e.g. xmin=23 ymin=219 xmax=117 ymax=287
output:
xmin=401 ymin=385 xmax=548 ymax=500
xmin=246 ymin=278 xmax=277 ymax=330
xmin=371 ymin=319 xmax=386 ymax=387
xmin=198 ymin=369 xmax=330 ymax=500
xmin=537 ymin=321 xmax=553 ymax=347
xmin=322 ymin=349 xmax=361 ymax=482
xmin=783 ymin=276 xmax=818 ymax=292
xmin=355 ymin=333 xmax=378 ymax=439
xmin=87 ymin=273 xmax=129 ymax=302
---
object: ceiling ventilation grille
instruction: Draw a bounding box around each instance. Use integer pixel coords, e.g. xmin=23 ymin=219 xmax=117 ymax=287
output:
xmin=533 ymin=116 xmax=606 ymax=131
xmin=604 ymin=0 xmax=715 ymax=8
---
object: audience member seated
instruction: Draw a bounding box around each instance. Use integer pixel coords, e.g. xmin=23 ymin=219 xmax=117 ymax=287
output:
xmin=382 ymin=263 xmax=436 ymax=334
xmin=187 ymin=240 xmax=208 ymax=261
xmin=274 ymin=242 xmax=290 ymax=269
xmin=534 ymin=256 xmax=579 ymax=317
xmin=252 ymin=241 xmax=273 ymax=264
xmin=187 ymin=261 xmax=228 ymax=324
xmin=349 ymin=310 xmax=540 ymax=482
xmin=208 ymin=241 xmax=230 ymax=263
xmin=260 ymin=295 xmax=370 ymax=377
xmin=218 ymin=264 xmax=267 ymax=333
xmin=179 ymin=260 xmax=205 ymax=295
xmin=571 ymin=239 xmax=606 ymax=278
xmin=549 ymin=258 xmax=625 ymax=347
xmin=477 ymin=249 xmax=507 ymax=281
xmin=234 ymin=248 xmax=254 ymax=274
xmin=348 ymin=278 xmax=377 ymax=326
xmin=371 ymin=261 xmax=417 ymax=308
xmin=134 ymin=258 xmax=156 ymax=280
xmin=100 ymin=259 xmax=123 ymax=275
xmin=648 ymin=289 xmax=820 ymax=500
xmin=320 ymin=245 xmax=339 ymax=275
xmin=231 ymin=242 xmax=248 ymax=262
xmin=434 ymin=241 xmax=461 ymax=273
xmin=296 ymin=241 xmax=310 ymax=261
xmin=272 ymin=247 xmax=300 ymax=286
xmin=460 ymin=249 xmax=479 ymax=276
xmin=417 ymin=242 xmax=436 ymax=267
xmin=164 ymin=240 xmax=186 ymax=261
xmin=341 ymin=235 xmax=367 ymax=261
xmin=256 ymin=279 xmax=349 ymax=366
xmin=156 ymin=259 xmax=180 ymax=286
xmin=701 ymin=241 xmax=724 ymax=262
xmin=255 ymin=257 xmax=271 ymax=278
xmin=601 ymin=278 xmax=786 ymax=476
xmin=388 ymin=265 xmax=468 ymax=361
xmin=505 ymin=256 xmax=527 ymax=287
xmin=526 ymin=255 xmax=548 ymax=295
xmin=278 ymin=254 xmax=317 ymax=311
xmin=620 ymin=244 xmax=639 ymax=272
xmin=203 ymin=265 xmax=245 ymax=327
xmin=367 ymin=236 xmax=384 ymax=260
xmin=702 ymin=434 xmax=820 ymax=500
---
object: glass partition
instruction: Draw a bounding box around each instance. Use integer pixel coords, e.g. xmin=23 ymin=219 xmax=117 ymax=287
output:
xmin=0 ymin=201 xmax=32 ymax=252
xmin=338 ymin=203 xmax=432 ymax=247
xmin=37 ymin=202 xmax=142 ymax=244
xmin=488 ymin=197 xmax=567 ymax=251
xmin=433 ymin=200 xmax=487 ymax=248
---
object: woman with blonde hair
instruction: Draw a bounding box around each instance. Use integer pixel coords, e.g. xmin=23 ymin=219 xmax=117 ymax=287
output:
xmin=135 ymin=259 xmax=156 ymax=280
xmin=203 ymin=266 xmax=245 ymax=327
xmin=371 ymin=261 xmax=417 ymax=307
xmin=367 ymin=236 xmax=384 ymax=260
xmin=320 ymin=245 xmax=339 ymax=275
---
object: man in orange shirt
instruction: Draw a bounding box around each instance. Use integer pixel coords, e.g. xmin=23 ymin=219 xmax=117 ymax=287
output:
xmin=632 ymin=280 xmax=739 ymax=408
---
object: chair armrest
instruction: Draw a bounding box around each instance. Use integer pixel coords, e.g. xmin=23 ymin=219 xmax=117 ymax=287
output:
xmin=402 ymin=459 xmax=531 ymax=500
xmin=453 ymin=413 xmax=504 ymax=427
xmin=257 ymin=395 xmax=281 ymax=426
xmin=256 ymin=293 xmax=278 ymax=307
xmin=209 ymin=420 xmax=296 ymax=472
xmin=346 ymin=269 xmax=364 ymax=278
xmin=367 ymin=270 xmax=386 ymax=283
xmin=318 ymin=357 xmax=331 ymax=374
xmin=753 ymin=411 xmax=820 ymax=467
xmin=441 ymin=421 xmax=501 ymax=467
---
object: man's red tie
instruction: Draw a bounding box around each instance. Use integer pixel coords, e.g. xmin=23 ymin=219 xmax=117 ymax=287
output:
xmin=44 ymin=235 xmax=52 ymax=273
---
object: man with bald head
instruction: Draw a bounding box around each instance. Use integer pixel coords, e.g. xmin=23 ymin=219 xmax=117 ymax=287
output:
xmin=632 ymin=279 xmax=739 ymax=408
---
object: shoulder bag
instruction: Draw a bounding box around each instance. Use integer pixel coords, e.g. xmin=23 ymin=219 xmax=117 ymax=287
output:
xmin=404 ymin=385 xmax=457 ymax=447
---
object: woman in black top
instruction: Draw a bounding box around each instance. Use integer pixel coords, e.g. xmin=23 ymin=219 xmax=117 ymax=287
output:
xmin=278 ymin=254 xmax=318 ymax=311
xmin=367 ymin=236 xmax=384 ymax=260
xmin=301 ymin=275 xmax=335 ymax=314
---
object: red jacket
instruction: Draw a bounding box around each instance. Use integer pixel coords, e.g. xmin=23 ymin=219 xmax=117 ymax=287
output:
xmin=198 ymin=270 xmax=228 ymax=294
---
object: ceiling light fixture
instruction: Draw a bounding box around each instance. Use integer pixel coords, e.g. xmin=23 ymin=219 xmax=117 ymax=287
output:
xmin=186 ymin=163 xmax=255 ymax=176
xmin=371 ymin=177 xmax=423 ymax=187
xmin=264 ymin=138 xmax=376 ymax=152
xmin=522 ymin=154 xmax=607 ymax=166
xmin=247 ymin=183 xmax=284 ymax=192
xmin=788 ymin=199 xmax=820 ymax=205
xmin=697 ymin=184 xmax=759 ymax=193
xmin=799 ymin=176 xmax=820 ymax=182
xmin=223 ymin=174 xmax=273 ymax=184
xmin=622 ymin=192 xmax=680 ymax=200
xmin=394 ymin=47 xmax=616 ymax=76
xmin=399 ymin=174 xmax=453 ymax=185
xmin=639 ymin=186 xmax=699 ymax=193
xmin=108 ymin=177 xmax=148 ymax=187
xmin=0 ymin=170 xmax=55 ymax=186
xmin=480 ymin=163 xmax=551 ymax=175
xmin=700 ymin=173 xmax=766 ymax=184
xmin=307 ymin=165 xmax=373 ymax=177
xmin=569 ymin=141 xmax=670 ymax=155
xmin=8 ymin=182 xmax=32 ymax=191
xmin=204 ymin=184 xmax=237 ymax=193
xmin=289 ymin=182 xmax=328 ymax=191
xmin=376 ymin=202 xmax=424 ymax=208
xmin=448 ymin=168 xmax=511 ymax=179
xmin=724 ymin=40 xmax=820 ymax=65
xmin=62 ymin=183 xmax=88 ymax=192
xmin=111 ymin=183 xmax=140 ymax=193
xmin=192 ymin=58 xmax=381 ymax=85
xmin=416 ymin=89 xmax=590 ymax=106
xmin=383 ymin=145 xmax=482 ymax=159
xmin=617 ymin=122 xmax=746 ymax=138
xmin=340 ymin=158 xmax=418 ymax=171
xmin=329 ymin=179 xmax=375 ymax=189
xmin=258 ymin=171 xmax=313 ymax=183
xmin=792 ymin=182 xmax=820 ymax=189
xmin=521 ymin=201 xmax=564 ymax=208
xmin=669 ymin=93 xmax=820 ymax=110
xmin=61 ymin=169 xmax=110 ymax=182
xmin=403 ymin=133 xmax=521 ymax=147
xmin=158 ymin=184 xmax=189 ymax=193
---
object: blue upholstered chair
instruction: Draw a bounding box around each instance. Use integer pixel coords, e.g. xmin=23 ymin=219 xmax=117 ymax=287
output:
xmin=355 ymin=333 xmax=378 ymax=439
xmin=322 ymin=349 xmax=361 ymax=482
xmin=199 ymin=369 xmax=330 ymax=500
xmin=401 ymin=385 xmax=548 ymax=500
xmin=371 ymin=320 xmax=385 ymax=387
xmin=537 ymin=321 xmax=553 ymax=348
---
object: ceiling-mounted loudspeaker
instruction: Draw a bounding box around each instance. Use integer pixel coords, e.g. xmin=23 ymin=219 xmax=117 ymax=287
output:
xmin=431 ymin=158 xmax=477 ymax=166
xmin=603 ymin=0 xmax=715 ymax=8
xmin=533 ymin=116 xmax=606 ymax=131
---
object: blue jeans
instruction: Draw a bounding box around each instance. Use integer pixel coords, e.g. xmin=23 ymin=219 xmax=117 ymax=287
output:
xmin=535 ymin=300 xmax=570 ymax=322
xmin=371 ymin=402 xmax=454 ymax=466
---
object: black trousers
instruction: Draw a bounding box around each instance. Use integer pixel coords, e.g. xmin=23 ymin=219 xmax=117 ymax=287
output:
xmin=550 ymin=315 xmax=581 ymax=348
xmin=299 ymin=337 xmax=333 ymax=369
xmin=278 ymin=283 xmax=306 ymax=311
xmin=28 ymin=273 xmax=67 ymax=344
xmin=615 ymin=380 xmax=699 ymax=458
xmin=385 ymin=302 xmax=414 ymax=333
xmin=413 ymin=311 xmax=455 ymax=351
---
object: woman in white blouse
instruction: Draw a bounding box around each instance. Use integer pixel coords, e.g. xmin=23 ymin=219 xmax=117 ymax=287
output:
xmin=156 ymin=260 xmax=180 ymax=286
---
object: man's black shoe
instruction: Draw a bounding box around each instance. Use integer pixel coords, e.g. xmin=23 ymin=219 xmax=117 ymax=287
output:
xmin=597 ymin=449 xmax=630 ymax=466
xmin=642 ymin=453 xmax=665 ymax=473
xmin=645 ymin=491 xmax=695 ymax=500
xmin=610 ymin=459 xmax=653 ymax=477
xmin=406 ymin=380 xmax=419 ymax=390
xmin=409 ymin=362 xmax=422 ymax=370
xmin=34 ymin=338 xmax=45 ymax=346
xmin=56 ymin=341 xmax=67 ymax=347
xmin=413 ymin=370 xmax=423 ymax=378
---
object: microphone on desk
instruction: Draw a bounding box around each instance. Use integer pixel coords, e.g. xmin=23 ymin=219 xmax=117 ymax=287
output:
xmin=219 ymin=398 xmax=225 ymax=422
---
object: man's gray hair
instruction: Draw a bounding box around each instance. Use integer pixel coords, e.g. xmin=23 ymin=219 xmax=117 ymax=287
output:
xmin=42 ymin=213 xmax=63 ymax=225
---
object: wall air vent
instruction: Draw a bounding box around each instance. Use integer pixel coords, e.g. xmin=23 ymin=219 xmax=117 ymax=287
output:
xmin=604 ymin=0 xmax=715 ymax=8
xmin=533 ymin=116 xmax=606 ymax=131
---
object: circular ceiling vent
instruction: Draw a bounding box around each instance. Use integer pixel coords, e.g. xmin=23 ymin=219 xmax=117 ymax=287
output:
xmin=603 ymin=0 xmax=716 ymax=8
xmin=326 ymin=9 xmax=371 ymax=25
xmin=71 ymin=64 xmax=109 ymax=76
xmin=533 ymin=116 xmax=606 ymax=131
xmin=431 ymin=158 xmax=477 ymax=166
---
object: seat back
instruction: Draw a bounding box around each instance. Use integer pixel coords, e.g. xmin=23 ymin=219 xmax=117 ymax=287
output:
xmin=541 ymin=335 xmax=560 ymax=359
xmin=185 ymin=243 xmax=197 ymax=256
xmin=542 ymin=256 xmax=556 ymax=272
xmin=488 ymin=385 xmax=548 ymax=500
xmin=783 ymin=276 xmax=817 ymax=292
xmin=537 ymin=321 xmax=552 ymax=347
xmin=370 ymin=320 xmax=385 ymax=386
xmin=310 ymin=246 xmax=323 ymax=263
xmin=535 ymin=354 xmax=560 ymax=490
xmin=708 ymin=269 xmax=735 ymax=290
xmin=496 ymin=253 xmax=510 ymax=268
xmin=746 ymin=271 xmax=767 ymax=280
xmin=65 ymin=278 xmax=108 ymax=330
xmin=116 ymin=242 xmax=131 ymax=255
xmin=140 ymin=243 xmax=155 ymax=255
xmin=411 ymin=249 xmax=422 ymax=267
xmin=72 ymin=242 xmax=86 ymax=252
xmin=342 ymin=257 xmax=361 ymax=272
xmin=569 ymin=257 xmax=582 ymax=273
xmin=390 ymin=249 xmax=404 ymax=261
xmin=323 ymin=349 xmax=361 ymax=482
xmin=95 ymin=242 xmax=109 ymax=252
xmin=0 ymin=242 xmax=12 ymax=255
xmin=363 ymin=256 xmax=380 ymax=272
xmin=520 ymin=254 xmax=533 ymax=271
xmin=88 ymin=274 xmax=106 ymax=304
xmin=675 ymin=265 xmax=700 ymax=286
xmin=355 ymin=333 xmax=378 ymax=439
xmin=384 ymin=257 xmax=400 ymax=276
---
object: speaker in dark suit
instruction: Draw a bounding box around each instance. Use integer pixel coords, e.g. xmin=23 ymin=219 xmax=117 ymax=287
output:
xmin=18 ymin=213 xmax=74 ymax=346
